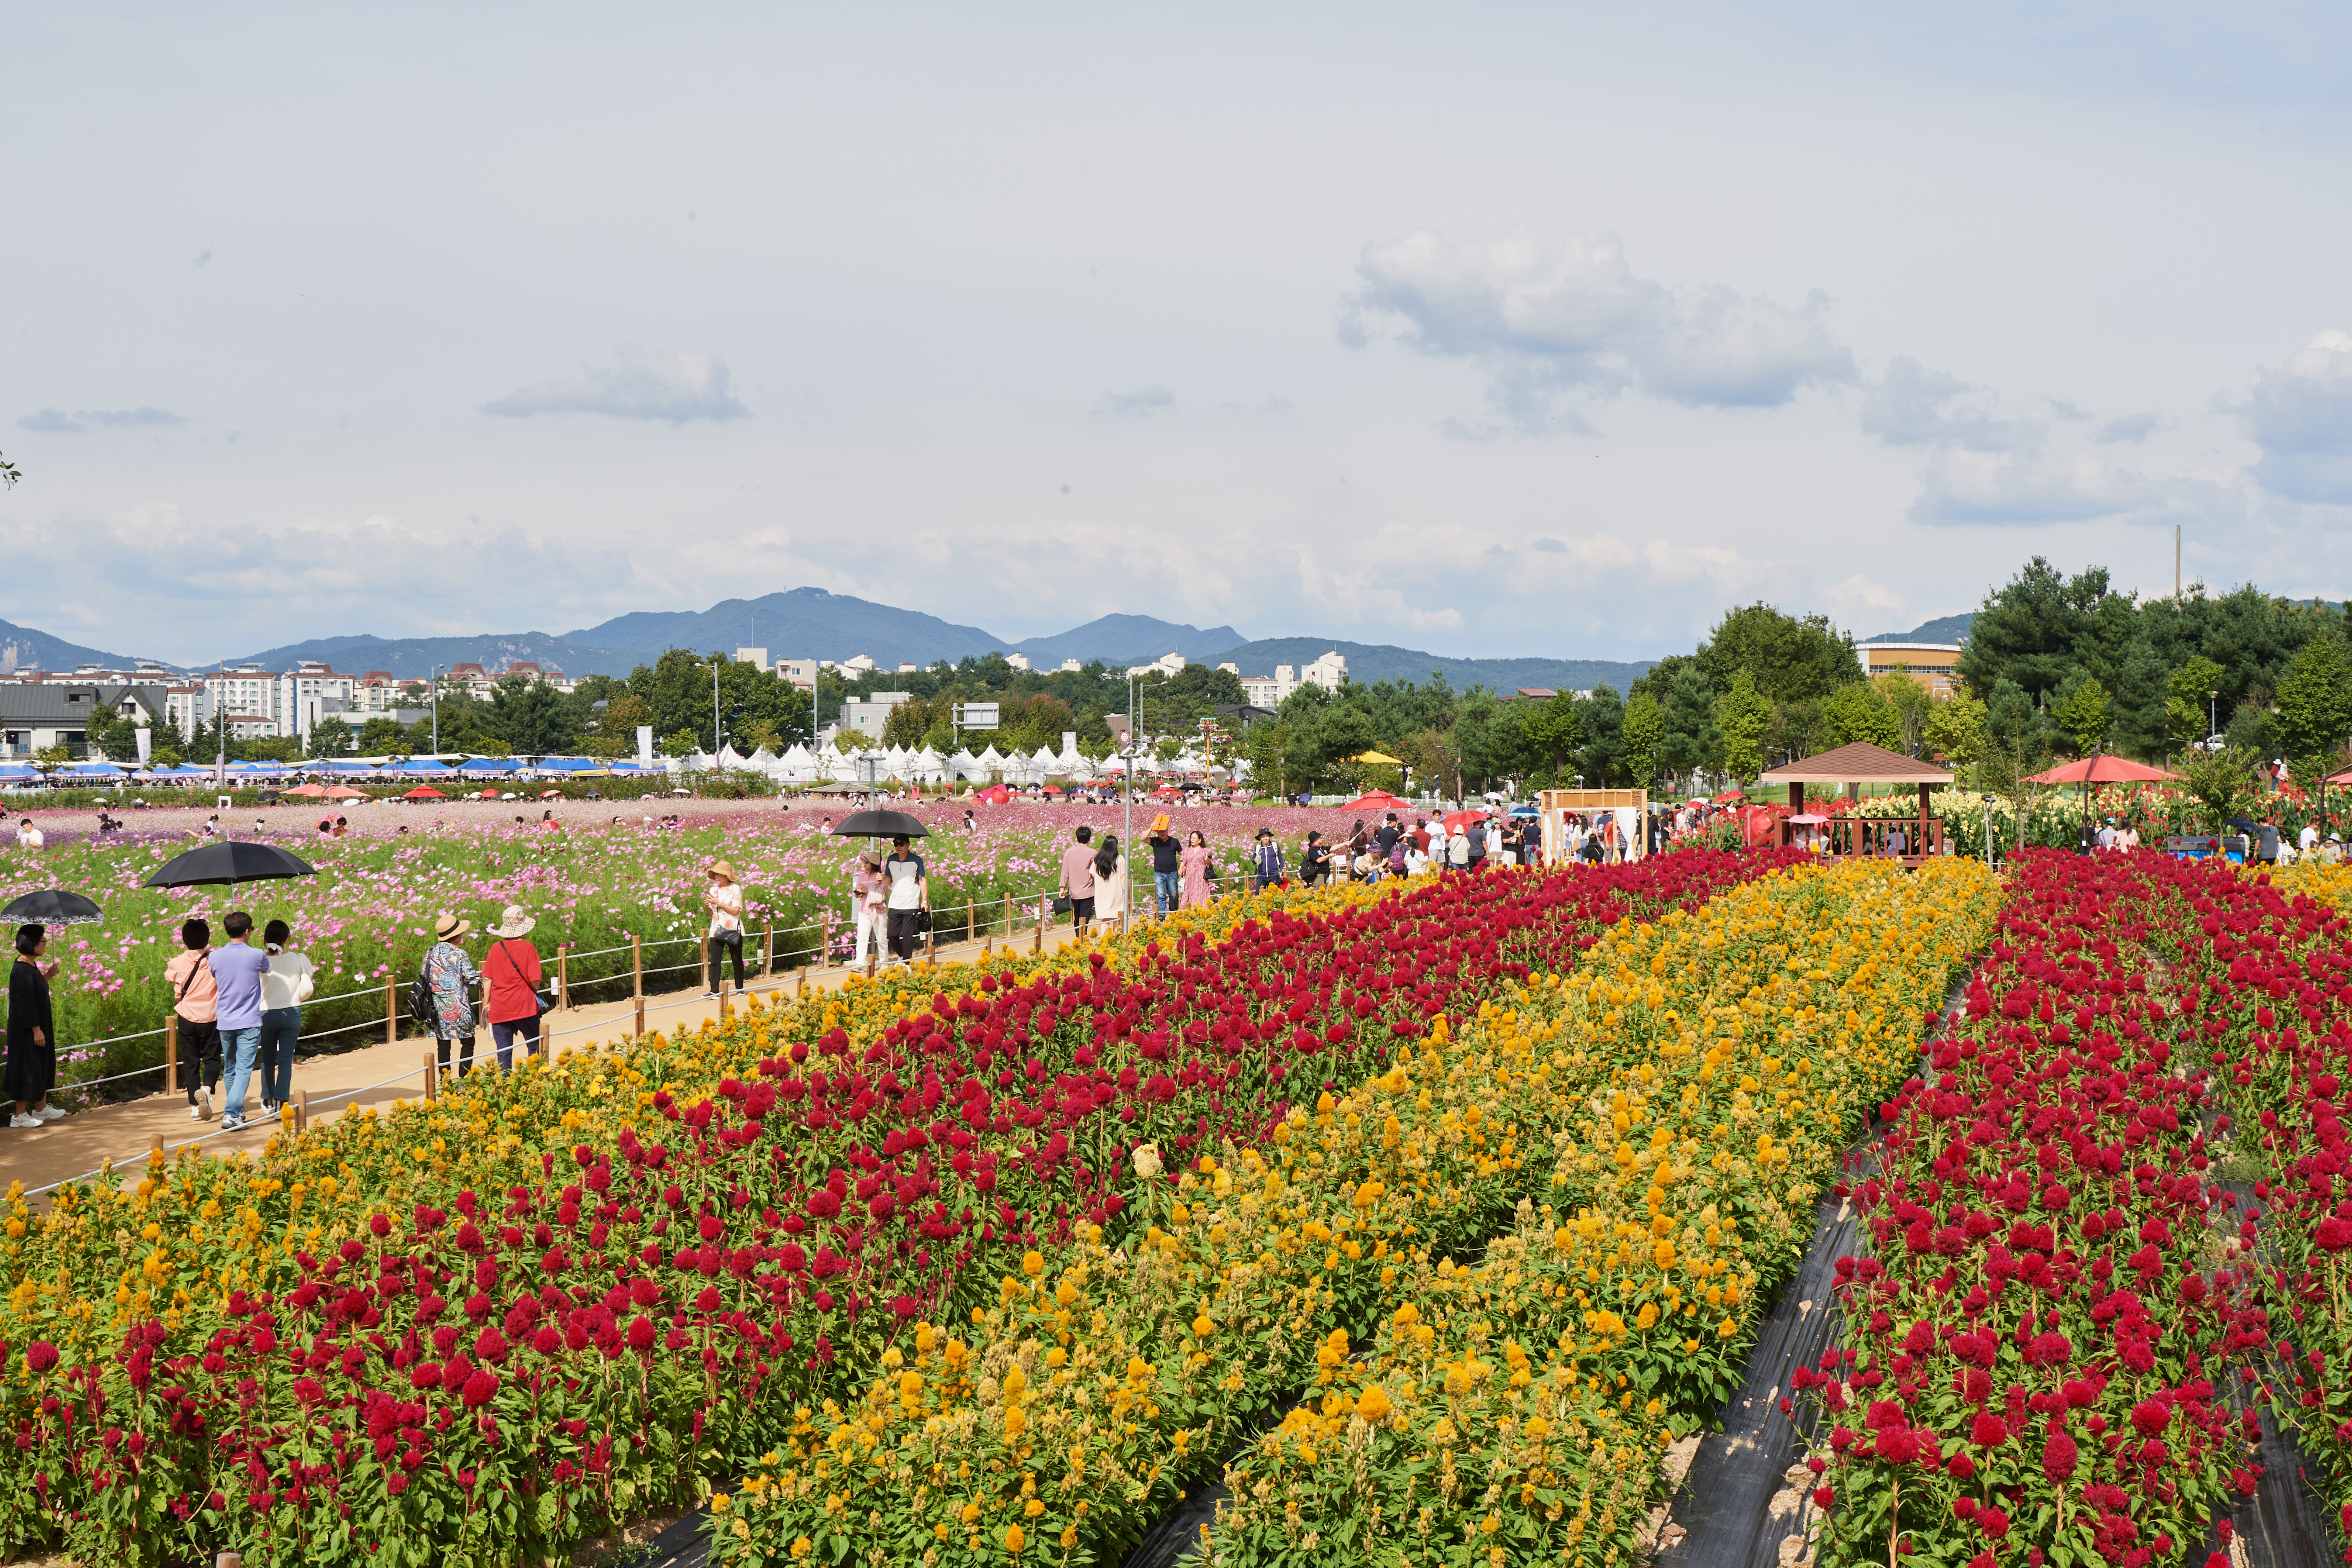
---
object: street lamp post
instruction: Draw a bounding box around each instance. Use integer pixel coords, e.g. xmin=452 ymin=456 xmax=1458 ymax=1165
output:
xmin=2208 ymin=690 xmax=2218 ymax=750
xmin=430 ymin=664 xmax=444 ymax=757
xmin=1123 ymin=671 xmax=1136 ymax=928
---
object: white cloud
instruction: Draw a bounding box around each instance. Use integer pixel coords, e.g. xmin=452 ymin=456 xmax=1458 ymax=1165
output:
xmin=483 ymin=344 xmax=748 ymax=424
xmin=2092 ymin=411 xmax=2161 ymax=443
xmin=1341 ymin=229 xmax=1854 ymax=432
xmin=1907 ymin=448 xmax=2190 ymax=526
xmin=1821 ymin=573 xmax=1906 ymax=616
xmin=16 ymin=406 xmax=186 ymax=434
xmin=1860 ymin=357 xmax=2032 ymax=451
xmin=1094 ymin=385 xmax=1174 ymax=417
xmin=2238 ymin=330 xmax=2352 ymax=503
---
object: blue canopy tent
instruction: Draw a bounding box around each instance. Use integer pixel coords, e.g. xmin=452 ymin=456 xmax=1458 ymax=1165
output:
xmin=393 ymin=758 xmax=455 ymax=774
xmin=458 ymin=758 xmax=519 ymax=774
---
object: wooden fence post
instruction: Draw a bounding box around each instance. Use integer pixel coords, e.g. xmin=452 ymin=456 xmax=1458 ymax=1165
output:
xmin=632 ymin=934 xmax=643 ymax=1002
xmin=925 ymin=914 xmax=936 ymax=963
xmin=965 ymin=899 xmax=975 ymax=947
xmin=557 ymin=944 xmax=569 ymax=1011
xmin=1033 ymin=895 xmax=1044 ymax=955
xmin=764 ymin=921 xmax=775 ymax=977
xmin=422 ymin=1048 xmax=437 ymax=1102
xmin=293 ymin=1089 xmax=309 ymax=1134
xmin=796 ymin=964 xmax=807 ymax=999
xmin=1003 ymin=890 xmax=1012 ymax=940
xmin=634 ymin=996 xmax=647 ymax=1036
xmin=165 ymin=1015 xmax=179 ymax=1095
xmin=386 ymin=977 xmax=398 ymax=1046
xmin=150 ymin=1133 xmax=164 ymax=1161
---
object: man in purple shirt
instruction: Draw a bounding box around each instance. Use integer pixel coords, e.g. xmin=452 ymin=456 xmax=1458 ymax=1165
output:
xmin=209 ymin=912 xmax=271 ymax=1132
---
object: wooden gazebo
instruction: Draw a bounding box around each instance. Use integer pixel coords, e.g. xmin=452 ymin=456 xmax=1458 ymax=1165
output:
xmin=1757 ymin=741 xmax=1953 ymax=864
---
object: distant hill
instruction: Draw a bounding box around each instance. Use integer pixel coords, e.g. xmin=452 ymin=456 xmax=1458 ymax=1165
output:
xmin=227 ymin=630 xmax=632 ymax=678
xmin=560 ymin=588 xmax=1003 ymax=672
xmin=1011 ymin=614 xmax=1244 ymax=667
xmin=0 ymin=617 xmax=152 ymax=675
xmin=1210 ymin=637 xmax=1653 ymax=694
xmin=1863 ymin=613 xmax=1973 ymax=645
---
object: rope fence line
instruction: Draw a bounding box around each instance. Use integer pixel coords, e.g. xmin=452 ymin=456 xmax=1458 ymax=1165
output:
xmin=17 ymin=873 xmax=1091 ymax=1195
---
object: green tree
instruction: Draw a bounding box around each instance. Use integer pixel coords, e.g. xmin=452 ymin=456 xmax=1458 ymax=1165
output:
xmin=1922 ymin=693 xmax=1988 ymax=768
xmin=1959 ymin=557 xmax=2123 ymax=703
xmin=480 ymin=675 xmax=582 ymax=756
xmin=1712 ymin=670 xmax=1771 ymax=784
xmin=1875 ymin=672 xmax=1933 ymax=755
xmin=353 ymin=716 xmax=411 ymax=757
xmin=2166 ymin=655 xmax=2228 ymax=745
xmin=1822 ymin=681 xmax=1901 ymax=750
xmin=2108 ymin=642 xmax=2172 ymax=759
xmin=1574 ymin=686 xmax=1626 ymax=788
xmin=2273 ymin=633 xmax=2352 ymax=768
xmin=2052 ymin=673 xmax=2111 ymax=756
xmin=1621 ymin=691 xmax=1664 ymax=787
xmin=1524 ymin=693 xmax=1583 ymax=774
xmin=660 ymin=729 xmax=699 ymax=758
xmin=2179 ymin=745 xmax=2259 ymax=832
xmin=82 ymin=702 xmax=136 ymax=762
xmin=1694 ymin=605 xmax=1861 ymax=705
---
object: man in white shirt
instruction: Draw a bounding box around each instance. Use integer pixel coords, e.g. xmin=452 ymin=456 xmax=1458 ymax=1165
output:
xmin=14 ymin=818 xmax=40 ymax=849
xmin=2301 ymin=821 xmax=2322 ymax=857
xmin=883 ymin=836 xmax=927 ymax=965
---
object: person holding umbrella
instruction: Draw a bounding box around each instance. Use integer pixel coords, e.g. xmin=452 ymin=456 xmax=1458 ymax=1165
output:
xmin=7 ymin=925 xmax=60 ymax=1127
xmin=209 ymin=913 xmax=270 ymax=1133
xmin=883 ymin=835 xmax=927 ymax=964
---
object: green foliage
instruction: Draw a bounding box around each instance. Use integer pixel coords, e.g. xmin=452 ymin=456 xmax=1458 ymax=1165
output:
xmin=479 ymin=675 xmax=582 ymax=756
xmin=2167 ymin=654 xmax=2227 ymax=743
xmin=2273 ymin=631 xmax=2352 ymax=764
xmin=1875 ymin=673 xmax=1933 ymax=754
xmin=1694 ymin=603 xmax=1862 ymax=705
xmin=1525 ymin=691 xmax=1582 ymax=770
xmin=1821 ymin=680 xmax=1900 ymax=751
xmin=1921 ymin=693 xmax=1987 ymax=767
xmin=2178 ymin=744 xmax=2260 ymax=831
xmin=1621 ymin=690 xmax=1664 ymax=786
xmin=2052 ymin=672 xmax=2111 ymax=756
xmin=1575 ymin=685 xmax=1626 ymax=788
xmin=1712 ymin=670 xmax=1770 ymax=784
xmin=1959 ymin=557 xmax=2127 ymax=701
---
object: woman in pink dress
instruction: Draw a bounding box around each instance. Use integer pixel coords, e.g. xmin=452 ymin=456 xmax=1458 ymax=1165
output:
xmin=1180 ymin=831 xmax=1215 ymax=908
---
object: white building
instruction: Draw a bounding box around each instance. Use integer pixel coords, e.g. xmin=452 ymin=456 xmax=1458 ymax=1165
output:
xmin=1237 ymin=651 xmax=1347 ymax=710
xmin=735 ymin=647 xmax=769 ymax=671
xmin=1126 ymin=651 xmax=1189 ymax=679
xmin=1004 ymin=651 xmax=1032 ymax=672
xmin=775 ymin=658 xmax=820 ymax=689
xmin=200 ymin=663 xmax=359 ymax=742
xmin=839 ymin=691 xmax=915 ymax=740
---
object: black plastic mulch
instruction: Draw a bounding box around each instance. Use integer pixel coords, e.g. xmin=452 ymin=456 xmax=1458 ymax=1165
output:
xmin=604 ymin=1508 xmax=711 ymax=1568
xmin=1657 ymin=1179 xmax=1865 ymax=1568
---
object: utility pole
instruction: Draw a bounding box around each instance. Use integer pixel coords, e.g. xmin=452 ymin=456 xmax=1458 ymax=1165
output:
xmin=1123 ymin=671 xmax=1136 ymax=927
xmin=430 ymin=664 xmax=444 ymax=757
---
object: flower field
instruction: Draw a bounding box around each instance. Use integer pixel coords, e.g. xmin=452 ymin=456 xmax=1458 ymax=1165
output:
xmin=0 ymin=850 xmax=1790 ymax=1567
xmin=0 ymin=806 xmax=1262 ymax=1090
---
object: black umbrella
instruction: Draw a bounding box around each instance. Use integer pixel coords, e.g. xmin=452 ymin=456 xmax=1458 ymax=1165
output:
xmin=0 ymin=889 xmax=103 ymax=926
xmin=830 ymin=809 xmax=929 ymax=839
xmin=144 ymin=841 xmax=320 ymax=889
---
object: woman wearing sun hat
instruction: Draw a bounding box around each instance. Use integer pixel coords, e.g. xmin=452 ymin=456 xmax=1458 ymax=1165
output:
xmin=483 ymin=905 xmax=546 ymax=1072
xmin=422 ymin=913 xmax=483 ymax=1079
xmin=702 ymin=861 xmax=747 ymax=999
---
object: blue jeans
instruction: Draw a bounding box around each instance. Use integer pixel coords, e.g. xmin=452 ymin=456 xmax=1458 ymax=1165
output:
xmin=491 ymin=1016 xmax=541 ymax=1071
xmin=257 ymin=1008 xmax=300 ymax=1107
xmin=1154 ymin=871 xmax=1181 ymax=913
xmin=219 ymin=1026 xmax=262 ymax=1123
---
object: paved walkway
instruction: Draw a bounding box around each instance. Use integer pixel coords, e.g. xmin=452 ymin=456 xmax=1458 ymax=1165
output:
xmin=0 ymin=919 xmax=1103 ymax=1201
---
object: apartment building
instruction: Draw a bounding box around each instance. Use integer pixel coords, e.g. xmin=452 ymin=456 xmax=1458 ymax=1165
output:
xmin=1237 ymin=650 xmax=1347 ymax=710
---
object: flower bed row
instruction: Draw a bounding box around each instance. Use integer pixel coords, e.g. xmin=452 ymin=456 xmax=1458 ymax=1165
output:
xmin=0 ymin=852 xmax=1790 ymax=1567
xmin=1796 ymin=850 xmax=2273 ymax=1568
xmin=702 ymin=860 xmax=1999 ymax=1567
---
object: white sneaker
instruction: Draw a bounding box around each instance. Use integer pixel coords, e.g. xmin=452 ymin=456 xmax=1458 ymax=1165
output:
xmin=34 ymin=1106 xmax=65 ymax=1122
xmin=220 ymin=1116 xmax=246 ymax=1133
xmin=189 ymin=1100 xmax=203 ymax=1120
xmin=198 ymin=1088 xmax=212 ymax=1119
xmin=8 ymin=1114 xmax=38 ymax=1129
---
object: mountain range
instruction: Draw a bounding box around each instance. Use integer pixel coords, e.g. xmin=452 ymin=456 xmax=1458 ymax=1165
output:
xmin=1862 ymin=613 xmax=1973 ymax=644
xmin=0 ymin=587 xmax=1658 ymax=693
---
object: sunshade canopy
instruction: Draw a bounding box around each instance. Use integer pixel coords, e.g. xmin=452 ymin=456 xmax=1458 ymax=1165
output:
xmin=1757 ymin=742 xmax=1953 ymax=786
xmin=2022 ymin=756 xmax=2180 ymax=786
xmin=831 ymin=808 xmax=929 ymax=839
xmin=143 ymin=841 xmax=318 ymax=888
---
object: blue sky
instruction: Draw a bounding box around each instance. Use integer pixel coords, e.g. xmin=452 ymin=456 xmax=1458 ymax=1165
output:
xmin=5 ymin=2 xmax=2352 ymax=666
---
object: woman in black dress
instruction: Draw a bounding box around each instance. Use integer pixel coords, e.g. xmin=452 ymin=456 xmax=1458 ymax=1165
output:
xmin=8 ymin=924 xmax=59 ymax=1127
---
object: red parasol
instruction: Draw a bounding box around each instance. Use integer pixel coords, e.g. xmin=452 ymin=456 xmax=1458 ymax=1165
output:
xmin=402 ymin=786 xmax=445 ymax=800
xmin=2022 ymin=757 xmax=2180 ymax=785
xmin=1343 ymin=791 xmax=1412 ymax=812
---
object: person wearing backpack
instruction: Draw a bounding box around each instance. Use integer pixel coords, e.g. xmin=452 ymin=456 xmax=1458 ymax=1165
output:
xmin=482 ymin=905 xmax=545 ymax=1072
xmin=1250 ymin=827 xmax=1283 ymax=892
xmin=165 ymin=918 xmax=220 ymax=1121
xmin=420 ymin=913 xmax=483 ymax=1079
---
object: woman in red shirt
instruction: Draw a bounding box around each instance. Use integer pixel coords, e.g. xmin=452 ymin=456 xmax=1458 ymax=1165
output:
xmin=482 ymin=905 xmax=546 ymax=1071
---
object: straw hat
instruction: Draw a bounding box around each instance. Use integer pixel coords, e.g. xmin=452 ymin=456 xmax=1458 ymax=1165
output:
xmin=487 ymin=905 xmax=536 ymax=939
xmin=708 ymin=860 xmax=737 ymax=881
xmin=434 ymin=912 xmax=472 ymax=942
